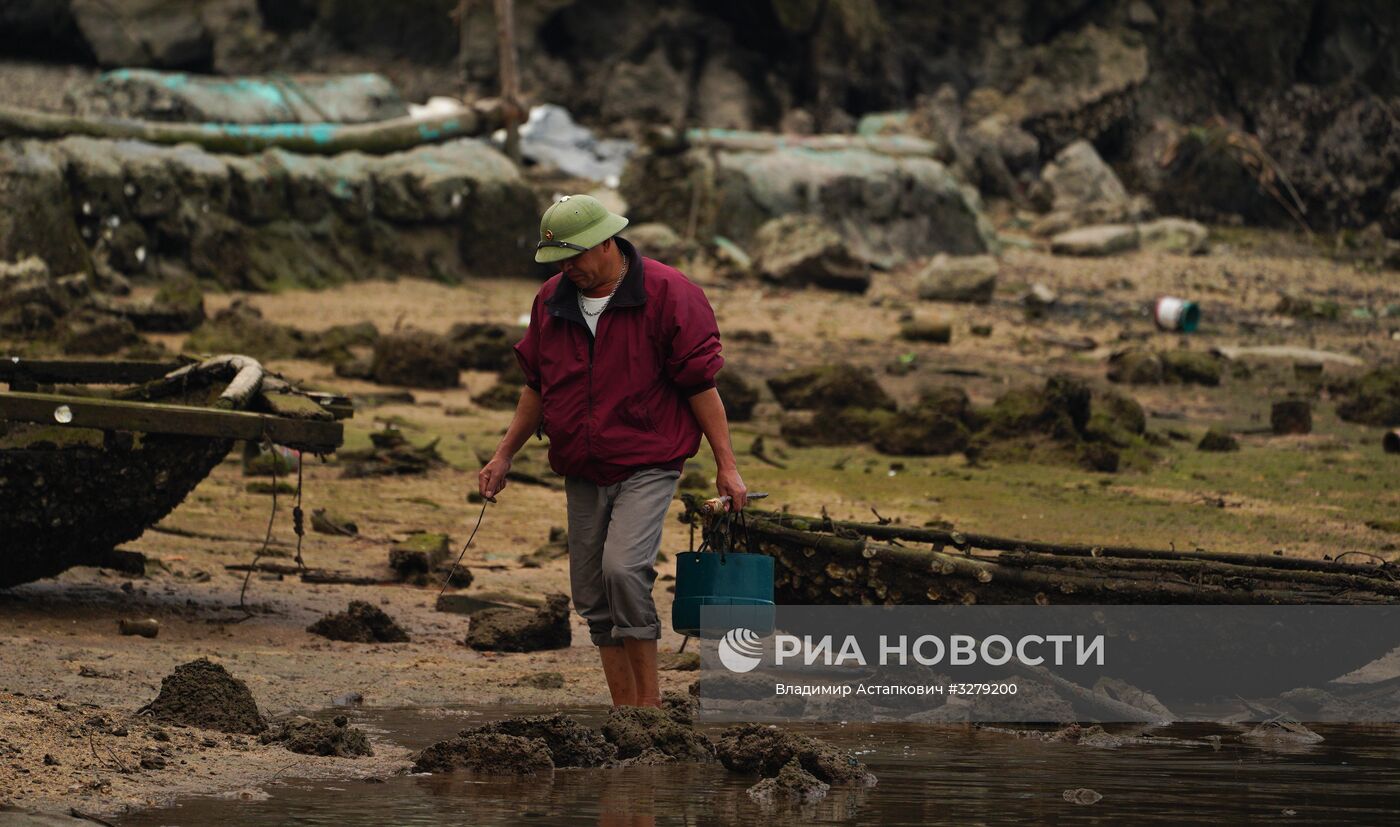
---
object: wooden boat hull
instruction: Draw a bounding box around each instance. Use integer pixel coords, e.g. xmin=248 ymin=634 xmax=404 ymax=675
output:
xmin=0 ymin=430 xmax=233 ymax=588
xmin=0 ymin=356 xmax=346 ymax=588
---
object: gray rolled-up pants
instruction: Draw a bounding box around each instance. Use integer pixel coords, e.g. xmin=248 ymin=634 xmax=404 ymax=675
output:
xmin=564 ymin=468 xmax=680 ymax=647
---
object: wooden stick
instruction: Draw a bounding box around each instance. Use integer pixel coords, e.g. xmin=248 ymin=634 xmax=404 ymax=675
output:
xmin=150 ymin=524 xmax=295 ymax=548
xmin=493 ymin=0 xmax=521 ymax=163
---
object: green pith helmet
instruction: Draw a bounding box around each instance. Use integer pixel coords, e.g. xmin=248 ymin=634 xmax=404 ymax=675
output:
xmin=534 ymin=194 xmax=629 ymax=264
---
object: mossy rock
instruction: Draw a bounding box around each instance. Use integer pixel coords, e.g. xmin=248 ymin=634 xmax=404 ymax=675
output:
xmin=870 ymin=408 xmax=970 ymax=456
xmin=767 ymin=363 xmax=895 ymax=411
xmin=370 ymin=330 xmax=461 ymax=389
xmin=447 ymin=322 xmax=526 ymax=371
xmin=977 ymin=385 xmax=1047 ymax=437
xmin=780 ymin=407 xmax=893 ymax=447
xmin=473 ymin=382 xmax=523 ymax=411
xmin=313 ymin=321 xmax=379 ymax=364
xmin=1161 ymin=350 xmax=1222 ymax=386
xmin=1334 ymin=366 xmax=1400 ymax=426
xmin=1092 ymin=389 xmax=1148 ymax=436
xmin=1107 ymin=348 xmax=1164 ymax=384
xmin=1076 ymin=441 xmax=1120 ymax=472
xmin=185 ymin=300 xmax=304 ymax=360
xmin=915 ymin=385 xmax=971 ymax=421
xmin=1197 ymin=427 xmax=1239 ymax=452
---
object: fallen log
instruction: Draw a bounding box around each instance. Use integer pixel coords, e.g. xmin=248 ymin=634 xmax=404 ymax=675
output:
xmin=759 ymin=510 xmax=1394 ymax=578
xmin=0 ymin=101 xmax=505 ymax=155
xmin=683 ymin=128 xmax=941 ymax=158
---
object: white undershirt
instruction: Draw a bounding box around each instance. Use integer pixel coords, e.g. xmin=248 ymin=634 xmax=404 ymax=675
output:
xmin=579 ymin=294 xmax=610 ymax=335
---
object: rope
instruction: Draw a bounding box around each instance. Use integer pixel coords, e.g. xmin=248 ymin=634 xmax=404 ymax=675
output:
xmin=238 ymin=435 xmax=279 ymax=615
xmin=438 ymin=498 xmax=493 ymax=598
xmin=292 ymin=451 xmax=306 ymax=571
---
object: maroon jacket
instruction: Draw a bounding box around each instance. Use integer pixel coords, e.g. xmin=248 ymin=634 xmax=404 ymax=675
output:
xmin=513 ymin=237 xmax=723 ymax=485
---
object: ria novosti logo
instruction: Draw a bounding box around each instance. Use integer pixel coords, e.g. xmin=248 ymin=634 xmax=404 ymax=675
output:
xmin=714 ymin=627 xmax=1107 ymax=673
xmin=717 ymin=627 xmax=764 ymax=673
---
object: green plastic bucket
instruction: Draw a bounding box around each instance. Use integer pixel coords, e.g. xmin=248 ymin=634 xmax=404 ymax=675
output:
xmin=671 ymin=551 xmax=775 ymax=639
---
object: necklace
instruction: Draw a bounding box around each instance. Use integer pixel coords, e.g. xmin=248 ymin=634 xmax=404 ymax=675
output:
xmin=579 ymin=254 xmax=628 ymax=318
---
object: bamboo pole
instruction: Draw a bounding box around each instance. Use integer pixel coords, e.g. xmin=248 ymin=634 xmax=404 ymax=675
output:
xmin=0 ymin=103 xmax=502 ymax=156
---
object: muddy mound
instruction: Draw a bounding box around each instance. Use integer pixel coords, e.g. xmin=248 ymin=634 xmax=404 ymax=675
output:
xmin=259 ymin=715 xmax=374 ymax=757
xmin=767 ymin=363 xmax=895 ymax=411
xmin=369 ymin=331 xmax=461 ymax=389
xmin=465 ymin=593 xmax=571 ymax=652
xmin=139 ymin=659 xmax=267 ymax=735
xmin=601 ymin=707 xmax=714 ymax=763
xmin=1334 ymin=366 xmax=1400 ymax=426
xmin=747 ymin=758 xmax=831 ymax=805
xmin=307 ymin=601 xmax=410 ymax=644
xmin=715 ymin=724 xmax=875 ymax=786
xmin=463 ymin=713 xmax=615 ymax=768
xmin=412 ymin=733 xmax=554 ymax=776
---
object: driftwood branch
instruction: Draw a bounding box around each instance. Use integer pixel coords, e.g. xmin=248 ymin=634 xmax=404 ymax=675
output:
xmin=0 ymin=102 xmax=504 ymax=155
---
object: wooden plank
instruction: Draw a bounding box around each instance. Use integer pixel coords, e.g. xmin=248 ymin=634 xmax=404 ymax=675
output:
xmin=0 ymin=391 xmax=343 ymax=453
xmin=258 ymin=391 xmax=334 ymax=421
xmin=0 ymin=358 xmax=186 ymax=385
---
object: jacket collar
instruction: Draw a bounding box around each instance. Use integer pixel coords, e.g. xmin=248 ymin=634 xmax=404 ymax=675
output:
xmin=544 ymin=236 xmax=646 ymax=323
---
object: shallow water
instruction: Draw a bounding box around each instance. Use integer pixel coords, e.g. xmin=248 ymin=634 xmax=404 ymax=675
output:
xmin=116 ymin=706 xmax=1400 ymax=826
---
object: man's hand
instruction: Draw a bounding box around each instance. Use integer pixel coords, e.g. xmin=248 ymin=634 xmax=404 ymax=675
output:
xmin=716 ymin=466 xmax=747 ymax=511
xmin=478 ymin=455 xmax=512 ymax=501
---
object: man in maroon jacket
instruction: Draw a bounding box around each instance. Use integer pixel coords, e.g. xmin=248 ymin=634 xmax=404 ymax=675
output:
xmin=478 ymin=194 xmax=747 ymax=708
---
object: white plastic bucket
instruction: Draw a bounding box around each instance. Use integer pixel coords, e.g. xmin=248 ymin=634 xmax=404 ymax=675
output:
xmin=1154 ymin=297 xmax=1200 ymax=332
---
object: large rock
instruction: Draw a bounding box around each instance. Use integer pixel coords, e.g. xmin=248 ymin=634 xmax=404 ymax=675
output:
xmin=68 ymin=69 xmax=408 ymax=123
xmin=1254 ymin=84 xmax=1400 ymax=231
xmin=1032 ymin=140 xmax=1149 ymax=235
xmin=1050 ymin=224 xmax=1141 ymax=257
xmin=751 ymin=215 xmax=870 ymax=293
xmin=1000 ymin=25 xmax=1150 ymax=156
xmin=622 ymin=143 xmax=992 ymax=269
xmin=915 ymin=254 xmax=999 ymax=303
xmin=31 ymin=136 xmax=535 ymax=290
xmin=1137 ymin=217 xmax=1209 ymax=254
xmin=0 ymin=142 xmax=89 ymax=275
xmin=69 ymin=0 xmax=266 ymax=72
